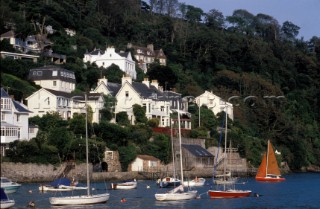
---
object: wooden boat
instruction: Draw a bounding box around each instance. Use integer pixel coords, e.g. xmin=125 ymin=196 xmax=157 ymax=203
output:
xmin=183 ymin=177 xmax=206 ymax=187
xmin=0 ymin=177 xmax=21 ymax=194
xmin=155 ymin=100 xmax=197 ymax=201
xmin=0 ymin=188 xmax=15 ymax=208
xmin=255 ymin=140 xmax=286 ymax=182
xmin=111 ymin=180 xmax=137 ymax=190
xmin=208 ymin=106 xmax=251 ymax=199
xmin=49 ymin=94 xmax=110 ymax=205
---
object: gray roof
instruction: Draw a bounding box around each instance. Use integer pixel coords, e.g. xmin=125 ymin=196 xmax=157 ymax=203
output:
xmin=132 ymin=82 xmax=166 ymax=100
xmin=88 ymin=49 xmax=104 ymax=55
xmin=182 ymin=144 xmax=213 ymax=157
xmin=1 ymin=88 xmax=10 ymax=98
xmin=106 ymin=82 xmax=121 ymax=97
xmin=29 ymin=65 xmax=75 ymax=83
xmin=45 ymin=88 xmax=72 ymax=98
xmin=44 ymin=89 xmax=102 ymax=101
xmin=13 ymin=100 xmax=32 ymax=113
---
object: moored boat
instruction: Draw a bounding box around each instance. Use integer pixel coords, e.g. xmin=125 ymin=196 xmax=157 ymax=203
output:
xmin=255 ymin=140 xmax=286 ymax=182
xmin=0 ymin=188 xmax=15 ymax=208
xmin=39 ymin=177 xmax=87 ymax=192
xmin=111 ymin=180 xmax=137 ymax=190
xmin=208 ymin=189 xmax=251 ymax=198
xmin=183 ymin=177 xmax=206 ymax=187
xmin=0 ymin=177 xmax=21 ymax=194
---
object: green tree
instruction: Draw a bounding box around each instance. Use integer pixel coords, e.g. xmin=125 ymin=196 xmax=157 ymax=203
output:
xmin=133 ymin=104 xmax=148 ymax=124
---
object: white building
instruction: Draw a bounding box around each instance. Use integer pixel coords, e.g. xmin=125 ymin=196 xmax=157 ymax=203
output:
xmin=1 ymin=88 xmax=32 ymax=156
xmin=195 ymin=90 xmax=234 ymax=120
xmin=29 ymin=65 xmax=76 ymax=93
xmin=25 ymin=88 xmax=104 ymax=124
xmin=83 ymin=46 xmax=136 ymax=79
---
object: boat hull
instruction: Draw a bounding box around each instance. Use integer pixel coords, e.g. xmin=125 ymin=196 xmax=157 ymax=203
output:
xmin=255 ymin=177 xmax=286 ymax=182
xmin=49 ymin=193 xmax=110 ymax=205
xmin=182 ymin=178 xmax=206 ymax=187
xmin=39 ymin=185 xmax=73 ymax=192
xmin=208 ymin=189 xmax=252 ymax=198
xmin=111 ymin=181 xmax=137 ymax=190
xmin=1 ymin=185 xmax=21 ymax=194
xmin=155 ymin=190 xmax=197 ymax=201
xmin=0 ymin=200 xmax=15 ymax=209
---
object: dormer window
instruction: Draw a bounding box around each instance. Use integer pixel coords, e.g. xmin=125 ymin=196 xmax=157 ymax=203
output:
xmin=52 ymin=71 xmax=58 ymax=76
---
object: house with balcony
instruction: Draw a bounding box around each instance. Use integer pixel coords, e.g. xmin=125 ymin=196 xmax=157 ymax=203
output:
xmin=83 ymin=46 xmax=136 ymax=79
xmin=1 ymin=88 xmax=32 ymax=156
xmin=127 ymin=43 xmax=167 ymax=73
xmin=29 ymin=65 xmax=76 ymax=93
xmin=25 ymin=88 xmax=104 ymax=124
xmin=91 ymin=75 xmax=192 ymax=129
xmin=195 ymin=90 xmax=234 ymax=120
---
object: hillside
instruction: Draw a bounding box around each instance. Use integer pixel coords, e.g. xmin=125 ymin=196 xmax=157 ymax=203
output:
xmin=0 ymin=0 xmax=319 ymax=170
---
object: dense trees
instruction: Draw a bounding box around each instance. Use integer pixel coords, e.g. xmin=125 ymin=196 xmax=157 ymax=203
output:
xmin=1 ymin=0 xmax=319 ymax=170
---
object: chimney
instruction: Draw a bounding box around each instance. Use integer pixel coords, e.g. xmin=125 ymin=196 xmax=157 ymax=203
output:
xmin=98 ymin=76 xmax=108 ymax=86
xmin=122 ymin=74 xmax=132 ymax=85
xmin=142 ymin=77 xmax=150 ymax=87
xmin=151 ymin=80 xmax=159 ymax=89
xmin=147 ymin=44 xmax=154 ymax=52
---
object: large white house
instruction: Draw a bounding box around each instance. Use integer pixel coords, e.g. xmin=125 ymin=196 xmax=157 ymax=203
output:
xmin=25 ymin=88 xmax=104 ymax=124
xmin=91 ymin=75 xmax=192 ymax=128
xmin=83 ymin=46 xmax=136 ymax=79
xmin=29 ymin=65 xmax=76 ymax=93
xmin=195 ymin=90 xmax=234 ymax=120
xmin=1 ymin=88 xmax=32 ymax=156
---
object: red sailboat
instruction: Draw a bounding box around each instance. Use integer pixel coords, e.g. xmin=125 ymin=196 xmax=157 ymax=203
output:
xmin=255 ymin=140 xmax=285 ymax=182
xmin=208 ymin=106 xmax=251 ymax=199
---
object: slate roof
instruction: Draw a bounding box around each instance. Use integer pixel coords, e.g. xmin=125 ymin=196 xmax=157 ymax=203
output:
xmin=1 ymin=88 xmax=10 ymax=98
xmin=106 ymin=82 xmax=121 ymax=97
xmin=87 ymin=49 xmax=105 ymax=55
xmin=131 ymin=82 xmax=166 ymax=100
xmin=29 ymin=65 xmax=75 ymax=82
xmin=43 ymin=89 xmax=102 ymax=101
xmin=13 ymin=100 xmax=32 ymax=113
xmin=182 ymin=144 xmax=213 ymax=157
xmin=44 ymin=88 xmax=72 ymax=98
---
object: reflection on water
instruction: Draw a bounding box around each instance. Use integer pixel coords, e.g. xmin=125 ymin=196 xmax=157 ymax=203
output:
xmin=8 ymin=173 xmax=320 ymax=209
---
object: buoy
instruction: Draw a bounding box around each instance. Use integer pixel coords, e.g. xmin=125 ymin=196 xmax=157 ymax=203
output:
xmin=196 ymin=196 xmax=201 ymax=199
xmin=28 ymin=190 xmax=32 ymax=193
xmin=27 ymin=201 xmax=35 ymax=207
xmin=121 ymin=198 xmax=127 ymax=203
xmin=146 ymin=185 xmax=150 ymax=189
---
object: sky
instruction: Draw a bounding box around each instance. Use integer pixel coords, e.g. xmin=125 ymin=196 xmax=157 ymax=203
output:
xmin=182 ymin=0 xmax=320 ymax=40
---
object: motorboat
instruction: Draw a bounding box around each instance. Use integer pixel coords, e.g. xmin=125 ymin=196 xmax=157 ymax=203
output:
xmin=0 ymin=188 xmax=15 ymax=208
xmin=0 ymin=177 xmax=21 ymax=194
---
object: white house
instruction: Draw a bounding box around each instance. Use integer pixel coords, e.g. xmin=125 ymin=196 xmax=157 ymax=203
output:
xmin=1 ymin=88 xmax=32 ymax=156
xmin=25 ymin=88 xmax=104 ymax=124
xmin=83 ymin=46 xmax=136 ymax=79
xmin=195 ymin=90 xmax=234 ymax=120
xmin=29 ymin=65 xmax=76 ymax=93
xmin=129 ymin=154 xmax=161 ymax=172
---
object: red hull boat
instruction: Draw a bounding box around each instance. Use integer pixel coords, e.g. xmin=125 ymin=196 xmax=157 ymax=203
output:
xmin=208 ymin=189 xmax=252 ymax=199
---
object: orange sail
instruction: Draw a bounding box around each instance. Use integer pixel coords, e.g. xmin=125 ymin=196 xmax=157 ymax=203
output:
xmin=256 ymin=153 xmax=267 ymax=178
xmin=266 ymin=140 xmax=281 ymax=176
xmin=255 ymin=140 xmax=285 ymax=182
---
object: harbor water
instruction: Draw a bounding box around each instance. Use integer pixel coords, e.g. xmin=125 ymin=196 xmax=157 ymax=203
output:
xmin=6 ymin=173 xmax=320 ymax=209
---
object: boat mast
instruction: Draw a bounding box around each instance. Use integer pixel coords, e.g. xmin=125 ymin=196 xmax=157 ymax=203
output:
xmin=177 ymin=100 xmax=184 ymax=187
xmin=171 ymin=119 xmax=176 ymax=179
xmin=266 ymin=140 xmax=270 ymax=177
xmin=85 ymin=94 xmax=90 ymax=196
xmin=223 ymin=105 xmax=228 ymax=190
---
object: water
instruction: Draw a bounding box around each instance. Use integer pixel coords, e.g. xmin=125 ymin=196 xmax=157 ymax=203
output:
xmin=6 ymin=173 xmax=320 ymax=209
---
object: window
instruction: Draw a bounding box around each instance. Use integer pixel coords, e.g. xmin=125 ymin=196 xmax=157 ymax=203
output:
xmin=53 ymin=81 xmax=57 ymax=86
xmin=1 ymin=113 xmax=5 ymax=121
xmin=149 ymin=161 xmax=157 ymax=167
xmin=37 ymin=71 xmax=42 ymax=76
xmin=52 ymin=71 xmax=58 ymax=76
xmin=125 ymin=91 xmax=129 ymax=98
xmin=16 ymin=115 xmax=20 ymax=122
xmin=160 ymin=106 xmax=164 ymax=111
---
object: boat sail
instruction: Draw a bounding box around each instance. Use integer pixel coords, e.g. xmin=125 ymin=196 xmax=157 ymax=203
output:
xmin=208 ymin=105 xmax=251 ymax=198
xmin=155 ymin=100 xmax=197 ymax=201
xmin=255 ymin=140 xmax=285 ymax=182
xmin=49 ymin=94 xmax=109 ymax=206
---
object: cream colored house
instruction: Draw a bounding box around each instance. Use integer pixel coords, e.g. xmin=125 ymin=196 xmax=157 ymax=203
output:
xmin=83 ymin=46 xmax=136 ymax=79
xmin=129 ymin=155 xmax=161 ymax=172
xmin=25 ymin=88 xmax=104 ymax=123
xmin=1 ymin=88 xmax=32 ymax=156
xmin=195 ymin=90 xmax=234 ymax=120
xmin=29 ymin=65 xmax=76 ymax=93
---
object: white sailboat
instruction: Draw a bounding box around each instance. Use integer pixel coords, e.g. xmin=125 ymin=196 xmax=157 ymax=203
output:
xmin=49 ymin=94 xmax=109 ymax=206
xmin=208 ymin=106 xmax=251 ymax=198
xmin=155 ymin=100 xmax=197 ymax=201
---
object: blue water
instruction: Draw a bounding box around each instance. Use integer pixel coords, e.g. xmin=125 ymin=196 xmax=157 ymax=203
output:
xmin=6 ymin=173 xmax=320 ymax=209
